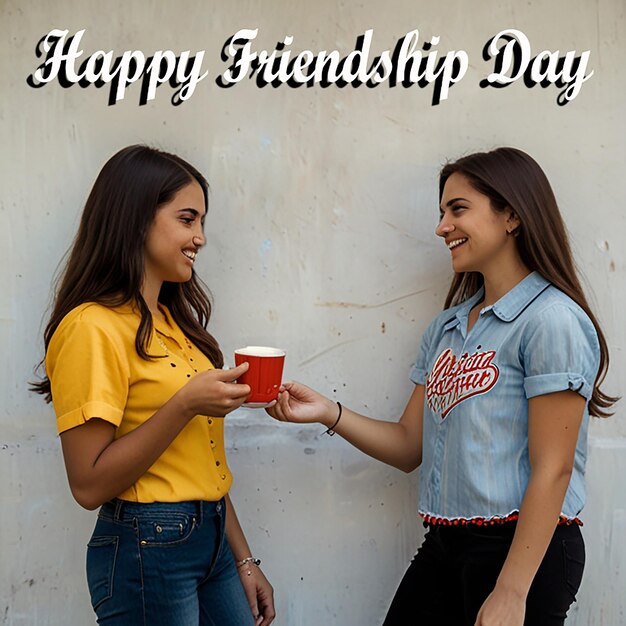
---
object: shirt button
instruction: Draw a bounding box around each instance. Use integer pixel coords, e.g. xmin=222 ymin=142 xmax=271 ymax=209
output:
xmin=220 ymin=474 xmax=226 ymax=480
xmin=216 ymin=460 xmax=221 ymax=466
xmin=207 ymin=418 xmax=213 ymax=425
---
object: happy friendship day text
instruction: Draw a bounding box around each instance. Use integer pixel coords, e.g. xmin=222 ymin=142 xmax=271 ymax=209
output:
xmin=27 ymin=28 xmax=593 ymax=107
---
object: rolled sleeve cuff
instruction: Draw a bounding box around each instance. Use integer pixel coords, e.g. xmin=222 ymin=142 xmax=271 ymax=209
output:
xmin=56 ymin=401 xmax=124 ymax=434
xmin=410 ymin=366 xmax=427 ymax=385
xmin=524 ymin=373 xmax=592 ymax=400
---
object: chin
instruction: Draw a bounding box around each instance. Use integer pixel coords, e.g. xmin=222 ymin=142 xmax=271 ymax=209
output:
xmin=166 ymin=271 xmax=193 ymax=283
xmin=451 ymin=256 xmax=480 ymax=274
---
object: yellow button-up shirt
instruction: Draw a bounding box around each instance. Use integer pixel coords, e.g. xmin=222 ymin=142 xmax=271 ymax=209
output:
xmin=47 ymin=302 xmax=232 ymax=502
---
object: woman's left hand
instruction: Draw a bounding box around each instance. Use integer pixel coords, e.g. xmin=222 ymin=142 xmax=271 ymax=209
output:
xmin=239 ymin=564 xmax=276 ymax=625
xmin=474 ymin=586 xmax=525 ymax=626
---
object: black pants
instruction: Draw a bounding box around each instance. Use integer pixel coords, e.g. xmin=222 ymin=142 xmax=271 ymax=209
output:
xmin=383 ymin=522 xmax=585 ymax=626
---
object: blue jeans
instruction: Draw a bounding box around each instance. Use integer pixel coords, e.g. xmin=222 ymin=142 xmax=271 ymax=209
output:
xmin=86 ymin=498 xmax=255 ymax=626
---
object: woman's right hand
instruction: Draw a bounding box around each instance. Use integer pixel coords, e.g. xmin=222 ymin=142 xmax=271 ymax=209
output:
xmin=176 ymin=362 xmax=251 ymax=418
xmin=265 ymin=381 xmax=338 ymax=427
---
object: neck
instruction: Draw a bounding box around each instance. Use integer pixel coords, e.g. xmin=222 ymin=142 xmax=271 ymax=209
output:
xmin=141 ymin=276 xmax=163 ymax=316
xmin=481 ymin=258 xmax=531 ymax=306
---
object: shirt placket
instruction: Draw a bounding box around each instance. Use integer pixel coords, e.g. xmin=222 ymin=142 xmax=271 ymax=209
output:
xmin=428 ymin=319 xmax=465 ymax=511
xmin=155 ymin=315 xmax=228 ymax=488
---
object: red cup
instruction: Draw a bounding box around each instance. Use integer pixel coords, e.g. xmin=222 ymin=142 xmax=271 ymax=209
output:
xmin=234 ymin=346 xmax=286 ymax=407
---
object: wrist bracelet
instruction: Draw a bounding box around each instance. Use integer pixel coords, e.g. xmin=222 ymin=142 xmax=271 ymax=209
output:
xmin=324 ymin=402 xmax=342 ymax=436
xmin=236 ymin=556 xmax=261 ymax=577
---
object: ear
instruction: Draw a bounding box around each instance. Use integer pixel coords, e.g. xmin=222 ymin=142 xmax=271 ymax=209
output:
xmin=505 ymin=209 xmax=521 ymax=235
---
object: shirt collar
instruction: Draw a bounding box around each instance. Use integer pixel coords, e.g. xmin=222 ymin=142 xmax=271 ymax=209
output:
xmin=443 ymin=271 xmax=551 ymax=331
xmin=491 ymin=271 xmax=551 ymax=322
xmin=443 ymin=288 xmax=485 ymax=332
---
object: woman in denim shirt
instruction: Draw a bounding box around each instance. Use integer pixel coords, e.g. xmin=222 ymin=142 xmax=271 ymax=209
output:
xmin=267 ymin=147 xmax=616 ymax=625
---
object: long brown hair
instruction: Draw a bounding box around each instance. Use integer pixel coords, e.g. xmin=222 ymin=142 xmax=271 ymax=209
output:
xmin=32 ymin=144 xmax=223 ymax=402
xmin=439 ymin=147 xmax=616 ymax=417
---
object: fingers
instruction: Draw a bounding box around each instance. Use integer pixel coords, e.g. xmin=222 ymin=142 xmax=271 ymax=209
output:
xmin=214 ymin=361 xmax=249 ymax=382
xmin=255 ymin=581 xmax=275 ymax=625
xmin=265 ymin=392 xmax=288 ymax=421
xmin=275 ymin=391 xmax=294 ymax=421
xmin=250 ymin=601 xmax=260 ymax=625
xmin=264 ymin=405 xmax=277 ymax=418
xmin=259 ymin=609 xmax=275 ymax=625
xmin=222 ymin=382 xmax=251 ymax=400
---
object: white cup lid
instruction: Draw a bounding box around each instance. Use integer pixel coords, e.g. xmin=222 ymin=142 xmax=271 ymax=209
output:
xmin=234 ymin=346 xmax=285 ymax=357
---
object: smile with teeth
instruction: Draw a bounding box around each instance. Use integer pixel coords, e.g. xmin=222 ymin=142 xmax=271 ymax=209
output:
xmin=447 ymin=238 xmax=467 ymax=250
xmin=182 ymin=250 xmax=197 ymax=262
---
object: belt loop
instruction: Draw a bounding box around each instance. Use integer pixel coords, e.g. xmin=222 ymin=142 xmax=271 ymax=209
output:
xmin=192 ymin=500 xmax=200 ymax=524
xmin=114 ymin=498 xmax=124 ymax=521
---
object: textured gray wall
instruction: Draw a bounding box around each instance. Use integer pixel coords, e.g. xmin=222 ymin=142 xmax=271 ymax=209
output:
xmin=2 ymin=1 xmax=624 ymax=624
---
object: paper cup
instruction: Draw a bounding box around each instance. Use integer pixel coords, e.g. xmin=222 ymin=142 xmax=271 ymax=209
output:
xmin=234 ymin=346 xmax=286 ymax=408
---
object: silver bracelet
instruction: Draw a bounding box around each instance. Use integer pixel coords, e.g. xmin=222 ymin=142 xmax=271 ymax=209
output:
xmin=236 ymin=556 xmax=261 ymax=570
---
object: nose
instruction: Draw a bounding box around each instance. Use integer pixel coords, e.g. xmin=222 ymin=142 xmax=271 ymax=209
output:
xmin=435 ymin=215 xmax=455 ymax=237
xmin=192 ymin=229 xmax=206 ymax=248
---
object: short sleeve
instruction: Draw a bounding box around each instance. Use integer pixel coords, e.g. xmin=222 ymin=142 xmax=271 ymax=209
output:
xmin=46 ymin=314 xmax=130 ymax=434
xmin=409 ymin=317 xmax=439 ymax=385
xmin=522 ymin=303 xmax=600 ymax=401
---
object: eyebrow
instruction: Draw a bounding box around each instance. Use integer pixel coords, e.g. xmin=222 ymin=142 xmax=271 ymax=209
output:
xmin=179 ymin=208 xmax=206 ymax=220
xmin=439 ymin=197 xmax=471 ymax=210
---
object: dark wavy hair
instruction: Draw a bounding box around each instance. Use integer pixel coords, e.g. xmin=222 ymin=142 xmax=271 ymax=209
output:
xmin=32 ymin=144 xmax=223 ymax=402
xmin=439 ymin=147 xmax=616 ymax=417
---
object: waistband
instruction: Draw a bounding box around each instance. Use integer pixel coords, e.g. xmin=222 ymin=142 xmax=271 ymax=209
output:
xmin=420 ymin=511 xmax=583 ymax=527
xmin=99 ymin=498 xmax=224 ymax=523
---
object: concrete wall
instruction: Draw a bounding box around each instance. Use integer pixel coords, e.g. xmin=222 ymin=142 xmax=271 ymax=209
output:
xmin=1 ymin=1 xmax=624 ymax=624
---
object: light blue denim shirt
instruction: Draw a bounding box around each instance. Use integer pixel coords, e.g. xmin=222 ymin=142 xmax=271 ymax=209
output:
xmin=410 ymin=271 xmax=600 ymax=523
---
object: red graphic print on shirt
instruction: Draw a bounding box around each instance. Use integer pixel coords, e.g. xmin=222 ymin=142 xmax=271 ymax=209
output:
xmin=426 ymin=348 xmax=500 ymax=418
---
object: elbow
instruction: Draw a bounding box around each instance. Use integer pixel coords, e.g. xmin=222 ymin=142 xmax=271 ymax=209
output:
xmin=557 ymin=463 xmax=574 ymax=481
xmin=531 ymin=461 xmax=574 ymax=489
xmin=399 ymin=456 xmax=422 ymax=474
xmin=555 ymin=465 xmax=575 ymax=488
xmin=400 ymin=463 xmax=420 ymax=474
xmin=80 ymin=500 xmax=102 ymax=511
xmin=69 ymin=483 xmax=106 ymax=511
xmin=548 ymin=459 xmax=575 ymax=482
xmin=72 ymin=490 xmax=101 ymax=511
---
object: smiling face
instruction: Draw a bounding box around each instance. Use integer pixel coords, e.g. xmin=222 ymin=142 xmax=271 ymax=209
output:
xmin=437 ymin=172 xmax=521 ymax=277
xmin=143 ymin=180 xmax=206 ymax=289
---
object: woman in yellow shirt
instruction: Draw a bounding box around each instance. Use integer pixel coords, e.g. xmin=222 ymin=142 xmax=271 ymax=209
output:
xmin=33 ymin=145 xmax=275 ymax=625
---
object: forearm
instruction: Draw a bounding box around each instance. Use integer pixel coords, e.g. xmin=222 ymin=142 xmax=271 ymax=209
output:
xmin=63 ymin=394 xmax=194 ymax=509
xmin=321 ymin=403 xmax=421 ymax=472
xmin=495 ymin=469 xmax=572 ymax=597
xmin=224 ymin=494 xmax=253 ymax=561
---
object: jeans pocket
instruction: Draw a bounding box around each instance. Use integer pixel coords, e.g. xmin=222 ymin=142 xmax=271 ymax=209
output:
xmin=137 ymin=513 xmax=197 ymax=546
xmin=562 ymin=537 xmax=585 ymax=599
xmin=86 ymin=535 xmax=119 ymax=610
